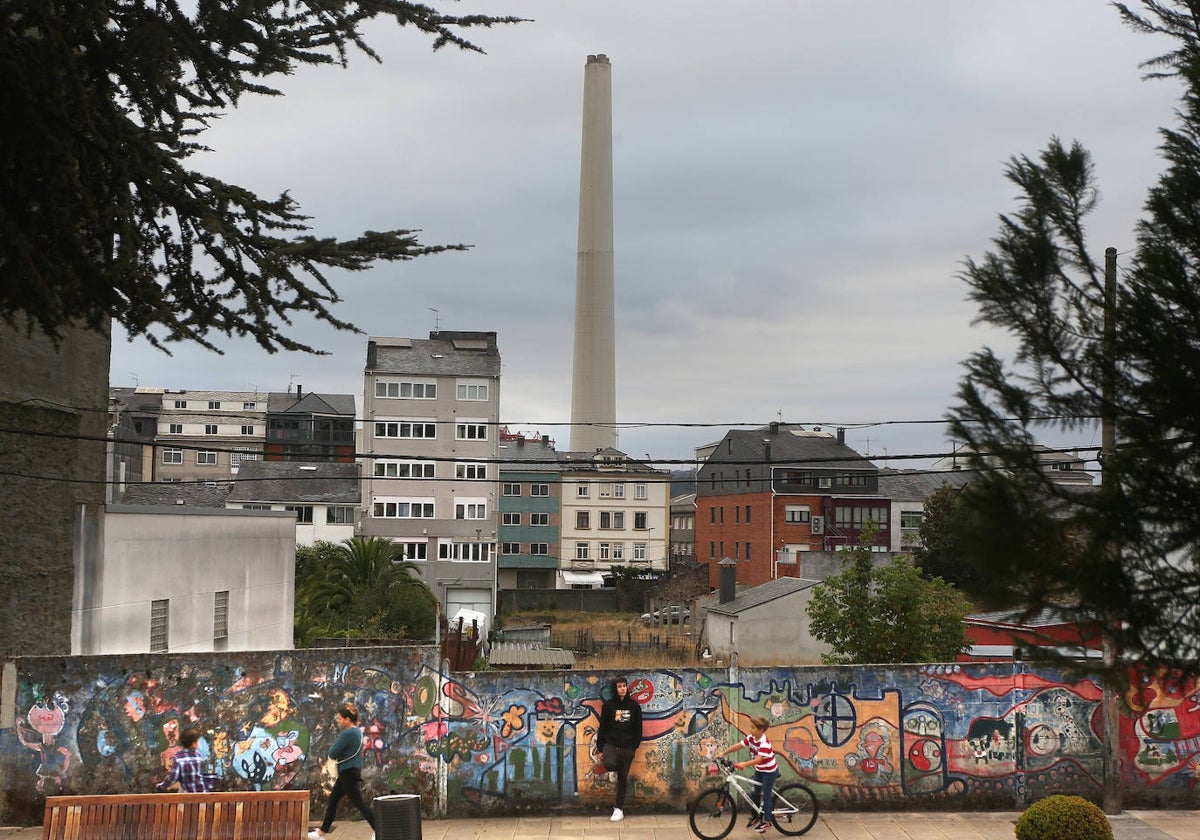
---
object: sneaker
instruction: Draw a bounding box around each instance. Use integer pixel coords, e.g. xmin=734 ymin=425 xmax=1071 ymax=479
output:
xmin=746 ymin=816 xmax=759 ymax=828
xmin=608 ymin=771 xmax=618 ymax=783
xmin=610 ymin=807 xmax=624 ymax=822
xmin=307 ymin=832 xmax=324 ymax=840
xmin=755 ymin=821 xmax=769 ymax=834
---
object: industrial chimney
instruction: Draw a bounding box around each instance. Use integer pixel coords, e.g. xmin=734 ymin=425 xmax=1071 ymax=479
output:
xmin=569 ymin=54 xmax=617 ymax=453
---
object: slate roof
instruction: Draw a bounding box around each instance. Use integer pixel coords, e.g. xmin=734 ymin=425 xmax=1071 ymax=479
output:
xmin=367 ymin=332 xmax=500 ymax=377
xmin=496 ymin=438 xmax=561 ymax=473
xmin=266 ymin=391 xmax=356 ymax=416
xmin=225 ymin=460 xmax=361 ymax=504
xmin=967 ymin=606 xmax=1099 ymax=628
xmin=487 ymin=643 xmax=576 ymax=668
xmin=877 ymin=469 xmax=978 ymax=501
xmin=120 ymin=482 xmax=231 ymax=507
xmin=705 ymin=576 xmax=822 ymax=616
xmin=703 ymin=426 xmax=876 ymax=472
xmin=557 ymin=449 xmax=665 ymax=475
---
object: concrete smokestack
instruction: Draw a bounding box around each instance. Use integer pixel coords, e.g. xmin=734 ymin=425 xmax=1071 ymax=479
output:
xmin=570 ymin=54 xmax=617 ymax=453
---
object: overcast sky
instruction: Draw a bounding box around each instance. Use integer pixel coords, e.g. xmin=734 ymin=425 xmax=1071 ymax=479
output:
xmin=111 ymin=1 xmax=1180 ymax=467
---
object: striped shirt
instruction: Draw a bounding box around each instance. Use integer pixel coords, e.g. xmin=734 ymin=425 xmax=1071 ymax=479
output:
xmin=742 ymin=733 xmax=778 ymax=773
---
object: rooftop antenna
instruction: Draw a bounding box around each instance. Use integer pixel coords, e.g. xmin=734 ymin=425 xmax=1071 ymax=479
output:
xmin=130 ymin=373 xmax=138 ymax=386
xmin=429 ymin=307 xmax=439 ymax=335
xmin=288 ymin=373 xmax=299 ymax=394
xmin=776 ymin=408 xmax=783 ymax=423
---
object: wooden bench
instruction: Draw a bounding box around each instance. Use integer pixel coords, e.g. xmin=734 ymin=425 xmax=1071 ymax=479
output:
xmin=43 ymin=790 xmax=310 ymax=840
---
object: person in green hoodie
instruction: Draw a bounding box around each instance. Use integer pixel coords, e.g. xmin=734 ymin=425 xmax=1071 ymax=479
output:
xmin=596 ymin=676 xmax=643 ymax=822
xmin=309 ymin=703 xmax=376 ymax=840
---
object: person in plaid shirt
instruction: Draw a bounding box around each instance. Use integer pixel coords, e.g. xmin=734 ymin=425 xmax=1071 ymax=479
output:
xmin=156 ymin=728 xmax=210 ymax=793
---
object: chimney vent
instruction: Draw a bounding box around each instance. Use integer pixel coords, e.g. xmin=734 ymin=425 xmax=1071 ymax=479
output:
xmin=718 ymin=557 xmax=737 ymax=604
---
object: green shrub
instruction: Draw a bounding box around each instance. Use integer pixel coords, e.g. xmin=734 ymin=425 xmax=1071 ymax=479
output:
xmin=1014 ymin=795 xmax=1113 ymax=840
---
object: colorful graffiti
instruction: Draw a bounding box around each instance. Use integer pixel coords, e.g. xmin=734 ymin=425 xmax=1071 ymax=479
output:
xmin=2 ymin=652 xmax=1199 ymax=824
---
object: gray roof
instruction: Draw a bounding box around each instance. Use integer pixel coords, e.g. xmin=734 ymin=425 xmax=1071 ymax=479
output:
xmin=367 ymin=332 xmax=500 ymax=377
xmin=877 ymin=469 xmax=977 ymax=501
xmin=704 ymin=426 xmax=875 ymax=472
xmin=266 ymin=391 xmax=356 ymax=416
xmin=706 ymin=576 xmax=822 ymax=616
xmin=487 ymin=643 xmax=576 ymax=668
xmin=557 ymin=449 xmax=666 ymax=475
xmin=967 ymin=606 xmax=1098 ymax=628
xmin=672 ymin=492 xmax=696 ymax=510
xmin=120 ymin=482 xmax=231 ymax=507
xmin=225 ymin=460 xmax=362 ymax=504
xmin=497 ymin=438 xmax=561 ymax=473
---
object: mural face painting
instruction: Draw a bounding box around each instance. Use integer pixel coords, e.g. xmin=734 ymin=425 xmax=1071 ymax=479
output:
xmin=2 ymin=652 xmax=1198 ymax=822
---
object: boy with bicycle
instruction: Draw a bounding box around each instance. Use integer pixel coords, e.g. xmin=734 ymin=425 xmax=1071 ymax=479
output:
xmin=722 ymin=715 xmax=778 ymax=833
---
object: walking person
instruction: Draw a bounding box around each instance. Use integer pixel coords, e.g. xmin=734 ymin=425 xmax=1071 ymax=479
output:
xmin=596 ymin=676 xmax=643 ymax=822
xmin=156 ymin=727 xmax=210 ymax=793
xmin=722 ymin=715 xmax=778 ymax=834
xmin=309 ymin=703 xmax=376 ymax=840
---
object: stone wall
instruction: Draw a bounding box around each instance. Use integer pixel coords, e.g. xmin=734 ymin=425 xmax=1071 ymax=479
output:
xmin=1 ymin=649 xmax=1197 ymax=825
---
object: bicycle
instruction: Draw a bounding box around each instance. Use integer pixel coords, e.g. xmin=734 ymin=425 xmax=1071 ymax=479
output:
xmin=687 ymin=757 xmax=818 ymax=839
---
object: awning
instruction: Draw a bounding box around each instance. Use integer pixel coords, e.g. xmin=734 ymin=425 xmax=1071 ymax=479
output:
xmin=560 ymin=570 xmax=605 ymax=586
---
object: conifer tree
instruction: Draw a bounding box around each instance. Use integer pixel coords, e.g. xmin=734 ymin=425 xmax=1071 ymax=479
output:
xmin=948 ymin=1 xmax=1200 ymax=667
xmin=0 ymin=1 xmax=520 ymax=351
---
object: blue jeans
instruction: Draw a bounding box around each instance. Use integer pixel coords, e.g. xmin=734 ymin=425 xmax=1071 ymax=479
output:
xmin=753 ymin=769 xmax=778 ymax=822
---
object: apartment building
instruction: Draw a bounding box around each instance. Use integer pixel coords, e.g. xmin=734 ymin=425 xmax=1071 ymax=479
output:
xmin=153 ymin=390 xmax=268 ymax=483
xmin=496 ymin=429 xmax=562 ymax=591
xmin=360 ymin=331 xmax=501 ymax=627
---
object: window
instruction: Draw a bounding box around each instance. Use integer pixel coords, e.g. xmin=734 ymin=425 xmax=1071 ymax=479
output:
xmin=372 ymin=499 xmax=435 ymax=518
xmin=150 ymin=599 xmax=169 ymax=652
xmin=230 ymin=448 xmax=258 ymax=468
xmin=502 ymin=512 xmax=521 ymax=526
xmin=285 ymin=505 xmax=314 ymax=523
xmin=208 ymin=400 xmax=221 ymax=410
xmin=612 ymin=543 xmax=624 ymax=561
xmin=836 ymin=474 xmax=868 ymax=487
xmin=396 ymin=542 xmax=429 ymax=561
xmin=575 ymin=542 xmax=590 ymax=561
xmin=456 ymin=463 xmax=488 ymax=480
xmin=502 ymin=542 xmax=521 ymax=555
xmin=832 ymin=506 xmax=889 ymax=528
xmin=634 ymin=511 xmax=648 ymax=530
xmin=531 ymin=483 xmax=549 ymax=496
xmin=213 ymin=591 xmax=229 ymax=639
xmin=745 ymin=505 xmax=752 ymax=523
xmin=241 ymin=425 xmax=254 ymax=436
xmin=635 ymin=482 xmax=647 ymax=500
xmin=529 ymin=543 xmax=549 ymax=555
xmin=745 ymin=543 xmax=752 ymax=561
xmin=530 ymin=513 xmax=549 ymax=526
xmin=439 ymin=541 xmax=489 ymax=562
xmin=599 ymin=542 xmax=611 ymax=560
xmin=374 ymin=460 xmax=435 ymax=478
xmin=243 ymin=401 xmax=256 ymax=410
xmin=503 ymin=483 xmax=522 ymax=496
xmin=456 ymin=381 xmax=489 ymax=401
xmin=710 ymin=541 xmax=716 ymax=560
xmin=376 ymin=380 xmax=436 ymax=399
xmin=168 ymin=423 xmax=183 ymax=434
xmin=173 ymin=399 xmax=186 ymax=409
xmin=397 ymin=542 xmax=428 ymax=561
xmin=241 ymin=504 xmax=271 ymax=510
xmin=161 ymin=478 xmax=182 ymax=483
xmin=599 ymin=511 xmax=612 ymax=529
xmin=196 ymin=450 xmax=217 ymax=465
xmin=374 ymin=421 xmax=436 ymax=439
xmin=576 ymin=483 xmax=589 ymax=498
xmin=205 ymin=424 xmax=218 ymax=435
xmin=614 ymin=483 xmax=625 ymax=498
xmin=613 ymin=511 xmax=625 ymax=529
xmin=785 ymin=505 xmax=811 ymax=524
xmin=735 ymin=506 xmax=740 ymax=524
xmin=327 ymin=506 xmax=355 ymax=524
xmin=456 ymin=423 xmax=487 ymax=440
xmin=455 ymin=501 xmax=487 ymax=520
xmin=576 ymin=511 xmax=590 ymax=529
xmin=633 ymin=543 xmax=647 ymax=561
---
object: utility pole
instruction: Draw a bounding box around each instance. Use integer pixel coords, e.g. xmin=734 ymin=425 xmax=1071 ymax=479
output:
xmin=1101 ymin=246 xmax=1122 ymax=815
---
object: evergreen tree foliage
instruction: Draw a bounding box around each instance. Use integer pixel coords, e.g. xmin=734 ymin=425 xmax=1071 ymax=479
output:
xmin=806 ymin=526 xmax=972 ymax=664
xmin=297 ymin=536 xmax=436 ymax=645
xmin=0 ymin=1 xmax=521 ymax=351
xmin=948 ymin=1 xmax=1200 ymax=667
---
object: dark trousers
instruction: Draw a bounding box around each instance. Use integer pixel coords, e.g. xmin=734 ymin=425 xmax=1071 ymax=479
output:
xmin=321 ymin=768 xmax=376 ymax=832
xmin=603 ymin=744 xmax=637 ymax=809
xmin=752 ymin=769 xmax=778 ymax=821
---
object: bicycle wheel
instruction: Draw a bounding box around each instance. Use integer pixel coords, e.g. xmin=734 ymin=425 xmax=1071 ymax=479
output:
xmin=688 ymin=787 xmax=738 ymax=840
xmin=769 ymin=782 xmax=818 ymax=836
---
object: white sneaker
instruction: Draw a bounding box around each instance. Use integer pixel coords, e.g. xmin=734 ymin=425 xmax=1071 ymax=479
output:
xmin=610 ymin=808 xmax=624 ymax=822
xmin=608 ymin=771 xmax=618 ymax=782
xmin=307 ymin=832 xmax=323 ymax=840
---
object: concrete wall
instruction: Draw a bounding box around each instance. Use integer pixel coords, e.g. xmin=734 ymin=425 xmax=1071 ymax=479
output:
xmin=0 ymin=321 xmax=110 ymax=657
xmin=72 ymin=506 xmax=296 ymax=654
xmin=2 ymin=651 xmax=1198 ymax=825
xmin=706 ymin=590 xmax=830 ymax=666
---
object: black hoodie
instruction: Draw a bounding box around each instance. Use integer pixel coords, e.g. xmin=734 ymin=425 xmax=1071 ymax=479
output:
xmin=597 ymin=680 xmax=643 ymax=750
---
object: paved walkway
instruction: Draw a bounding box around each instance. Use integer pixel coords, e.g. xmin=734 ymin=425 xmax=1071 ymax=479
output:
xmin=7 ymin=809 xmax=1200 ymax=840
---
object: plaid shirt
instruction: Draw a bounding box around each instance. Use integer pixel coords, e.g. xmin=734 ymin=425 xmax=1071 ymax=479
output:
xmin=158 ymin=748 xmax=209 ymax=793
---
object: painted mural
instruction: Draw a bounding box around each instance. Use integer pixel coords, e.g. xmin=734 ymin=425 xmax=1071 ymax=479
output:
xmin=2 ymin=651 xmax=1198 ymax=825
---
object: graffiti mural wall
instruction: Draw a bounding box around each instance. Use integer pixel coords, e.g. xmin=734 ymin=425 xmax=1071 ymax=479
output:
xmin=1 ymin=651 xmax=1198 ymax=824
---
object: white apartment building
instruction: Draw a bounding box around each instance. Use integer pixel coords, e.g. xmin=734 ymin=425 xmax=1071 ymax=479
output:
xmin=360 ymin=332 xmax=501 ymax=628
xmin=556 ymin=448 xmax=670 ymax=588
xmin=155 ymin=389 xmax=266 ymax=482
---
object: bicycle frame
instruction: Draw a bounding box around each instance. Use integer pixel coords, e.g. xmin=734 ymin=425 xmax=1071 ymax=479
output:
xmin=688 ymin=757 xmax=818 ymax=839
xmin=707 ymin=758 xmax=799 ymax=819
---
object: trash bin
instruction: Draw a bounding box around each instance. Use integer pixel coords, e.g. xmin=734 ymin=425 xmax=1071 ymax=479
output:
xmin=374 ymin=794 xmax=422 ymax=840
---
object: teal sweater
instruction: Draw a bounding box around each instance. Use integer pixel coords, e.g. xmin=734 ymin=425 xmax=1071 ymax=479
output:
xmin=327 ymin=725 xmax=363 ymax=773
